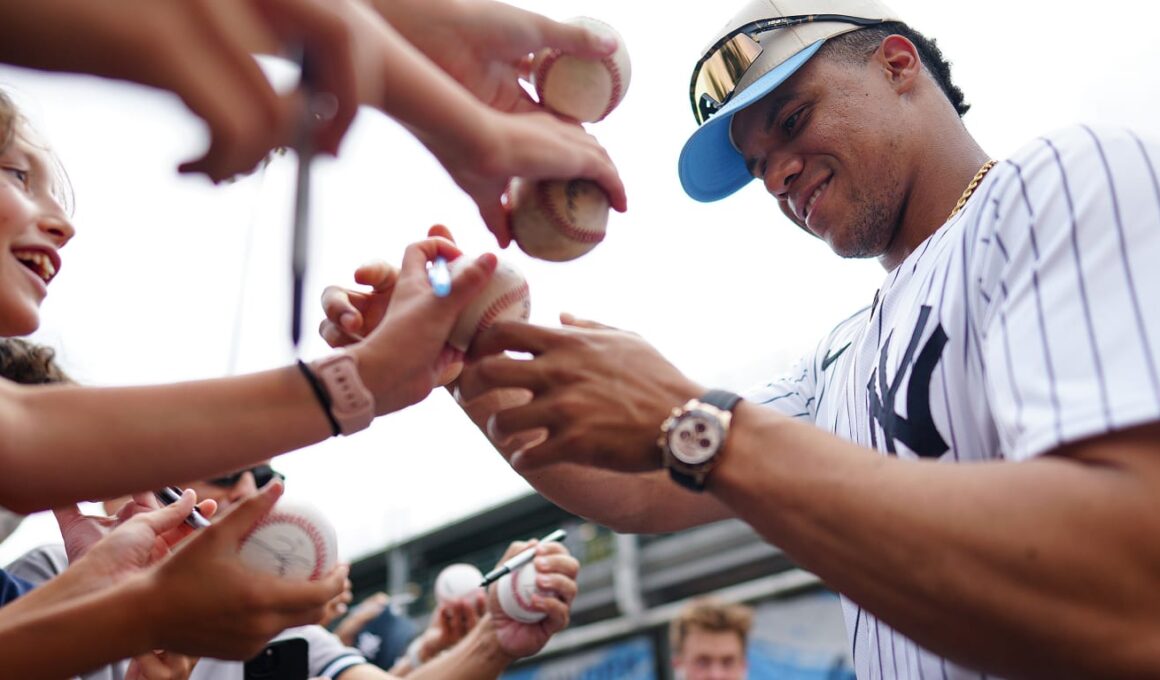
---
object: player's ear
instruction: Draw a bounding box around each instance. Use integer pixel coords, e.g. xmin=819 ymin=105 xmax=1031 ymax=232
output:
xmin=876 ymin=35 xmax=921 ymax=93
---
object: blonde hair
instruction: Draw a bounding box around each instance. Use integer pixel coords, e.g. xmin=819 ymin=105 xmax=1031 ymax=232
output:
xmin=669 ymin=597 xmax=754 ymax=654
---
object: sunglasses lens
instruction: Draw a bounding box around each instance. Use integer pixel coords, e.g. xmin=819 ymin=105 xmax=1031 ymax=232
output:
xmin=692 ymin=32 xmax=763 ymax=125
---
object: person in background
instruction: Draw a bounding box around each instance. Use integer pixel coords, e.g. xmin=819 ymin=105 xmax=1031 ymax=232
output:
xmin=670 ymin=598 xmax=752 ymax=680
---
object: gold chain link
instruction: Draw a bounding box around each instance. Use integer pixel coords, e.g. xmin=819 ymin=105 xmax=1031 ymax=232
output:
xmin=946 ymin=159 xmax=997 ymax=222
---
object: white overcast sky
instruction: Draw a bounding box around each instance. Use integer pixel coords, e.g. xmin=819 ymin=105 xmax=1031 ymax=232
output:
xmin=2 ymin=0 xmax=1160 ymax=566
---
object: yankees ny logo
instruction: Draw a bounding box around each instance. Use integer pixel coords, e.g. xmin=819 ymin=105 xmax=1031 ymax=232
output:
xmin=867 ymin=305 xmax=949 ymax=458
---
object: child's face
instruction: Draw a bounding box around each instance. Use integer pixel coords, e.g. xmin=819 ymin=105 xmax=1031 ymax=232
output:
xmin=0 ymin=125 xmax=74 ymax=336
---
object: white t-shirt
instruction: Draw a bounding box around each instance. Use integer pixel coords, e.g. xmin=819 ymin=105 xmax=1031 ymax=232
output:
xmin=745 ymin=124 xmax=1160 ymax=679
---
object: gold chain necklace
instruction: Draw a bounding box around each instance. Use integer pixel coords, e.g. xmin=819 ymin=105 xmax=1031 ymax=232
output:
xmin=946 ymin=159 xmax=997 ymax=222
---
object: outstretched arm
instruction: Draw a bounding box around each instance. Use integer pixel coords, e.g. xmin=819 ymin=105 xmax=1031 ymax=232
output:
xmin=0 ymin=235 xmax=496 ymax=512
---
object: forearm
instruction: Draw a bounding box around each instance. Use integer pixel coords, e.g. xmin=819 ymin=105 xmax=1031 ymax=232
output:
xmin=0 ymin=572 xmax=156 ymax=678
xmin=343 ymin=2 xmax=495 ymax=153
xmin=715 ymin=404 xmax=1160 ymax=677
xmin=409 ymin=615 xmax=513 ymax=680
xmin=0 ymin=367 xmax=332 ymax=512
xmin=452 ymin=385 xmax=729 ymax=532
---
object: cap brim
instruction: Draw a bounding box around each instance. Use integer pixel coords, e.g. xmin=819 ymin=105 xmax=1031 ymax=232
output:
xmin=678 ymin=40 xmax=825 ymax=203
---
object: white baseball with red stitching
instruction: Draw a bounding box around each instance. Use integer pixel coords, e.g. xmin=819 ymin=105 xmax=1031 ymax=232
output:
xmin=496 ymin=564 xmax=547 ymax=624
xmin=238 ymin=498 xmax=337 ymax=581
xmin=447 ymin=256 xmax=531 ymax=352
xmin=435 ymin=563 xmax=484 ymax=603
xmin=510 ymin=177 xmax=610 ymax=262
xmin=531 ymin=17 xmax=631 ymax=123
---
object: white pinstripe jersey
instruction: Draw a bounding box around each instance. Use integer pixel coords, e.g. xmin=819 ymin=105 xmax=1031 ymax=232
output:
xmin=744 ymin=125 xmax=1160 ymax=679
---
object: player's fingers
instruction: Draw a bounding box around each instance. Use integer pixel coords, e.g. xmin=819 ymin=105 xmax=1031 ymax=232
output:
xmin=537 ymin=17 xmax=619 ymax=59
xmin=427 ymin=224 xmax=456 ymax=243
xmin=466 ymin=320 xmax=560 ymax=361
xmin=320 ymin=285 xmax=367 ymax=336
xmin=352 ymin=260 xmax=399 ymax=292
xmin=457 ymin=353 xmax=550 ymax=402
xmin=535 ymin=573 xmax=578 ymax=606
xmin=559 ymin=312 xmax=616 ymax=331
xmin=535 ymin=591 xmax=571 ymax=632
xmin=265 ymin=563 xmax=350 ymax=614
xmin=535 ymin=550 xmax=580 ymax=581
xmin=444 ymin=254 xmax=499 ymax=311
xmin=252 ymin=0 xmax=358 ymax=156
xmin=478 ymin=199 xmax=513 ymax=249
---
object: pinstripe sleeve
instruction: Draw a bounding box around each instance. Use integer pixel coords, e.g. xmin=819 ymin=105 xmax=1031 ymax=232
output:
xmin=974 ymin=125 xmax=1160 ymax=461
xmin=743 ymin=307 xmax=868 ymax=422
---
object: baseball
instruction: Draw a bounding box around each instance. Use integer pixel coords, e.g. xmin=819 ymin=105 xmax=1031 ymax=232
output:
xmin=531 ymin=17 xmax=632 ymax=123
xmin=496 ymin=564 xmax=547 ymax=624
xmin=447 ymin=256 xmax=531 ymax=351
xmin=510 ymin=177 xmax=610 ymax=262
xmin=238 ymin=497 xmax=338 ymax=581
xmin=434 ymin=563 xmax=484 ymax=603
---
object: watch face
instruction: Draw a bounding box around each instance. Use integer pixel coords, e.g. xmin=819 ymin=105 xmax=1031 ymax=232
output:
xmin=668 ymin=411 xmax=725 ymax=465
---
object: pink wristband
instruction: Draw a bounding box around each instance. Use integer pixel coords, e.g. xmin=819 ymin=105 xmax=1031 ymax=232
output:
xmin=309 ymin=352 xmax=374 ymax=435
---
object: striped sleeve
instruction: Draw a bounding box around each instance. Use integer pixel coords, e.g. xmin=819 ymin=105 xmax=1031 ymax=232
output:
xmin=743 ymin=307 xmax=868 ymax=422
xmin=973 ymin=125 xmax=1160 ymax=460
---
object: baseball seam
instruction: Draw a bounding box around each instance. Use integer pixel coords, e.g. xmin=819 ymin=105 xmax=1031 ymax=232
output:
xmin=477 ymin=281 xmax=531 ymax=333
xmin=534 ymin=44 xmax=623 ymax=123
xmin=510 ymin=567 xmax=536 ymax=612
xmin=598 ymin=53 xmax=624 ymax=123
xmin=242 ymin=511 xmax=330 ymax=581
xmin=537 ymin=181 xmax=606 ymax=244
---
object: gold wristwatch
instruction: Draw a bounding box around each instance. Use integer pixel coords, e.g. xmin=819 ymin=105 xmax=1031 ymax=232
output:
xmin=658 ymin=389 xmax=742 ymax=491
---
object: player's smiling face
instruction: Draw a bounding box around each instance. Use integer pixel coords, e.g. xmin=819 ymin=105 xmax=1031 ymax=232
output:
xmin=0 ymin=122 xmax=74 ymax=337
xmin=731 ymin=45 xmax=909 ymax=261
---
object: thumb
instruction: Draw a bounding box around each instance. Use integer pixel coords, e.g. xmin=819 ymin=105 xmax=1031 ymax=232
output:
xmin=136 ymin=489 xmax=198 ymax=536
xmin=445 ymin=254 xmax=499 ymax=312
xmin=208 ymin=481 xmax=284 ymax=546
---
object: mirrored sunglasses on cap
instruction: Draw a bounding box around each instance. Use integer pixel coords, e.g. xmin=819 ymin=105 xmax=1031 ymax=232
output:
xmin=690 ymin=13 xmax=889 ymax=126
xmin=207 ymin=464 xmax=285 ymax=488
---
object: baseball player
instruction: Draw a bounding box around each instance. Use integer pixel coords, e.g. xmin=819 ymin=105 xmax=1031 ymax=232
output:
xmin=430 ymin=0 xmax=1158 ymax=678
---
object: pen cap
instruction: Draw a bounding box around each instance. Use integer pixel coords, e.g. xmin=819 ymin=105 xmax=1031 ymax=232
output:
xmin=496 ymin=563 xmax=547 ymax=623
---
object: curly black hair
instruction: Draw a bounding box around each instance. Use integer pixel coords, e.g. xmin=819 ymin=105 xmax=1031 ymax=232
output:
xmin=0 ymin=338 xmax=71 ymax=385
xmin=819 ymin=21 xmax=970 ymax=117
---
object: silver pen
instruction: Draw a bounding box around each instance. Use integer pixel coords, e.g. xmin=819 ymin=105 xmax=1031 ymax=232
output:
xmin=479 ymin=529 xmax=567 ymax=587
xmin=153 ymin=486 xmax=212 ymax=529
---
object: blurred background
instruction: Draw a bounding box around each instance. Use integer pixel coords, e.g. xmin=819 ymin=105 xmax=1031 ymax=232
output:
xmin=1 ymin=0 xmax=1158 ymax=675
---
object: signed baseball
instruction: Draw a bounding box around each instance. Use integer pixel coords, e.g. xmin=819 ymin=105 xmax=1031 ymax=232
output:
xmin=447 ymin=256 xmax=531 ymax=351
xmin=531 ymin=17 xmax=631 ymax=123
xmin=434 ymin=563 xmax=484 ymax=603
xmin=496 ymin=564 xmax=547 ymax=624
xmin=238 ymin=498 xmax=337 ymax=581
xmin=510 ymin=177 xmax=610 ymax=262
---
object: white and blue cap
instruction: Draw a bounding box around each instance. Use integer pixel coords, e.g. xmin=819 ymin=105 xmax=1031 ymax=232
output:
xmin=678 ymin=0 xmax=899 ymax=202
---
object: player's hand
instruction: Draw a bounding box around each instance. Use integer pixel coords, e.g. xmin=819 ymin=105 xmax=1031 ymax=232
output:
xmin=332 ymin=591 xmax=390 ymax=647
xmin=418 ymin=592 xmax=488 ymax=662
xmin=55 ymin=490 xmax=218 ymax=589
xmin=373 ymin=0 xmax=617 ymax=115
xmin=318 ymin=576 xmax=354 ymax=628
xmin=338 ymin=228 xmax=496 ymax=415
xmin=125 ymin=650 xmax=199 ymax=680
xmin=4 ymin=0 xmax=359 ymax=182
xmin=420 ymin=108 xmax=626 ymax=248
xmin=485 ymin=539 xmax=579 ymax=659
xmin=458 ymin=314 xmax=703 ymax=473
xmin=147 ymin=482 xmax=348 ymax=659
xmin=54 ymin=493 xmax=217 ymax=567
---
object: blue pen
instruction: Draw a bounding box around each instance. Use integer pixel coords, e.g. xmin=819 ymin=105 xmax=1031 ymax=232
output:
xmin=428 ymin=256 xmax=452 ymax=297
